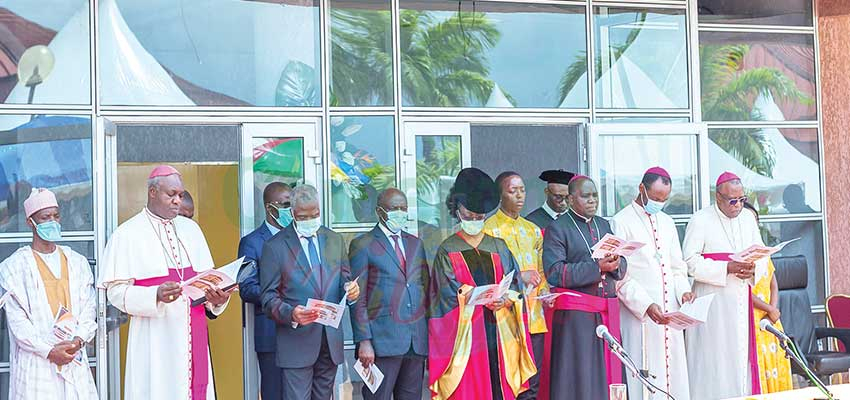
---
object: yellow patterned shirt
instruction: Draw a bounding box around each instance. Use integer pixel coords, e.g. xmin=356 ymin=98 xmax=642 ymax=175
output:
xmin=484 ymin=209 xmax=549 ymax=334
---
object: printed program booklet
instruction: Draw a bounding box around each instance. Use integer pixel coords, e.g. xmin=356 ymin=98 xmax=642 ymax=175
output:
xmin=591 ymin=234 xmax=646 ymax=259
xmin=182 ymin=257 xmax=244 ymax=306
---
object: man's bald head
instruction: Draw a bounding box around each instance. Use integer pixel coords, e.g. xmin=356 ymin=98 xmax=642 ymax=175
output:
xmin=179 ymin=190 xmax=195 ymax=219
xmin=377 ymin=188 xmax=406 ymax=210
xmin=568 ymin=176 xmax=591 ymax=195
xmin=263 ymin=182 xmax=292 ymax=204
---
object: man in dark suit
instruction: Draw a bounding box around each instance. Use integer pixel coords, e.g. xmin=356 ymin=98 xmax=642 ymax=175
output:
xmin=238 ymin=182 xmax=292 ymax=400
xmin=349 ymin=188 xmax=429 ymax=400
xmin=525 ymin=169 xmax=575 ymax=231
xmin=260 ymin=184 xmax=361 ymax=400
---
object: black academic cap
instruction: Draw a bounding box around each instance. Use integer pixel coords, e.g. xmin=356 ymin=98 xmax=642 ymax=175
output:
xmin=539 ymin=169 xmax=576 ymax=185
xmin=449 ymin=167 xmax=499 ymax=214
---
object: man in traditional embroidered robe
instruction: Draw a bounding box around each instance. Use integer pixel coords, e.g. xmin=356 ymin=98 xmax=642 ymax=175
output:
xmin=0 ymin=188 xmax=98 ymax=399
xmin=542 ymin=175 xmax=626 ymax=400
xmin=611 ymin=167 xmax=692 ymax=400
xmin=428 ymin=168 xmax=536 ymax=400
xmin=682 ymin=172 xmax=765 ymax=399
xmin=99 ymin=165 xmax=232 ymax=400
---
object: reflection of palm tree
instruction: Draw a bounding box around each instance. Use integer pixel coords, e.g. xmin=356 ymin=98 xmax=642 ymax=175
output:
xmin=557 ymin=12 xmax=647 ymax=106
xmin=415 ymin=137 xmax=461 ymax=196
xmin=701 ymin=44 xmax=813 ymax=177
xmin=329 ymin=8 xmax=504 ymax=106
xmin=330 ymin=9 xmax=394 ymax=106
xmin=400 ymin=10 xmax=500 ymax=106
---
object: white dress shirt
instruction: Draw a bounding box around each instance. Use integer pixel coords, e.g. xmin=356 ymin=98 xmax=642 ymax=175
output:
xmin=378 ymin=223 xmax=406 ymax=259
xmin=265 ymin=220 xmax=281 ymax=236
xmin=298 ymin=234 xmax=321 ymax=268
xmin=542 ymin=201 xmax=563 ymax=220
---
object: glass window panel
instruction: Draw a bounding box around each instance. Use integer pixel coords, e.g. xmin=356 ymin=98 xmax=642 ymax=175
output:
xmin=414 ymin=135 xmax=462 ymax=263
xmin=698 ymin=0 xmax=813 ymax=26
xmin=594 ymin=7 xmax=688 ymax=109
xmin=101 ymin=0 xmax=321 ymax=107
xmin=330 ymin=116 xmax=396 ymax=225
xmin=0 ymin=115 xmax=92 ymax=233
xmin=400 ymin=1 xmax=588 ymax=108
xmin=596 ymin=117 xmax=690 ymax=123
xmin=252 ymin=137 xmax=305 ymax=228
xmin=700 ymin=32 xmax=816 ymax=122
xmin=0 ymin=0 xmax=91 ymax=105
xmin=709 ymin=128 xmax=821 ymax=214
xmin=760 ymin=220 xmax=825 ymax=305
xmin=330 ymin=0 xmax=393 ymax=107
xmin=597 ymin=135 xmax=696 ymax=217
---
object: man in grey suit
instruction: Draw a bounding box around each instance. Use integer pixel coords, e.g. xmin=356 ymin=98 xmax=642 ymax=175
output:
xmin=259 ymin=184 xmax=361 ymax=400
xmin=349 ymin=188 xmax=429 ymax=400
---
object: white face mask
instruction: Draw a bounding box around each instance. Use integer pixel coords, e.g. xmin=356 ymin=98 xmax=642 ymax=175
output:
xmin=295 ymin=217 xmax=321 ymax=237
xmin=457 ymin=211 xmax=485 ymax=236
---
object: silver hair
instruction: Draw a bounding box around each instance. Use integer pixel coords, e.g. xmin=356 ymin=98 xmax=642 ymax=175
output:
xmin=147 ymin=176 xmax=164 ymax=190
xmin=290 ymin=184 xmax=319 ymax=209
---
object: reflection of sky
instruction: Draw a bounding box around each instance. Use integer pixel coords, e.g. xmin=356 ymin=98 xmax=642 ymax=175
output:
xmin=114 ymin=0 xmax=321 ymax=105
xmin=5 ymin=0 xmax=86 ymax=30
xmin=595 ymin=10 xmax=688 ymax=108
xmin=488 ymin=11 xmax=587 ymax=107
xmin=419 ymin=9 xmax=587 ymax=108
xmin=0 ymin=139 xmax=92 ymax=198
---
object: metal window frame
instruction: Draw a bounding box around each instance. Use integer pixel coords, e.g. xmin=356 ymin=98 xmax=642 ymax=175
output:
xmin=587 ymin=122 xmax=709 ymax=217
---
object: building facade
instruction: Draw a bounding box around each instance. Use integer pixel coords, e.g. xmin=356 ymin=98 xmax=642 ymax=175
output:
xmin=0 ymin=0 xmax=839 ymax=399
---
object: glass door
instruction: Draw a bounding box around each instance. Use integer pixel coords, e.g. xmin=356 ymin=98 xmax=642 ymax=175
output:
xmin=239 ymin=120 xmax=321 ymax=400
xmin=587 ymin=123 xmax=709 ymax=219
xmin=400 ymin=122 xmax=470 ymax=262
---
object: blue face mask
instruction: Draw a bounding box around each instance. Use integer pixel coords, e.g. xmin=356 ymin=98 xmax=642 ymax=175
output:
xmin=641 ymin=188 xmax=666 ymax=215
xmin=380 ymin=207 xmax=407 ymax=233
xmin=295 ymin=217 xmax=321 ymax=237
xmin=31 ymin=219 xmax=62 ymax=242
xmin=271 ymin=206 xmax=294 ymax=228
xmin=456 ymin=211 xmax=485 ymax=236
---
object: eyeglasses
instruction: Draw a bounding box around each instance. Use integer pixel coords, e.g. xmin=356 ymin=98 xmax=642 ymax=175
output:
xmin=718 ymin=193 xmax=748 ymax=206
xmin=550 ymin=194 xmax=568 ymax=202
xmin=267 ymin=202 xmax=291 ymax=209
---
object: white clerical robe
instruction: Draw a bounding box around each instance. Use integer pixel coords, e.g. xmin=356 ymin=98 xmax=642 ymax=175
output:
xmin=682 ymin=204 xmax=766 ymax=400
xmin=612 ymin=203 xmax=691 ymax=400
xmin=0 ymin=246 xmax=98 ymax=399
xmin=98 ymin=210 xmax=227 ymax=400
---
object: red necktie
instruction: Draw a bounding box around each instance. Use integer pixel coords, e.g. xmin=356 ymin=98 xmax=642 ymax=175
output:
xmin=392 ymin=235 xmax=406 ymax=274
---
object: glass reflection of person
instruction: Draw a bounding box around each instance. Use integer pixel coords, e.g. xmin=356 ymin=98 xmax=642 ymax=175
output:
xmin=782 ymin=184 xmax=814 ymax=214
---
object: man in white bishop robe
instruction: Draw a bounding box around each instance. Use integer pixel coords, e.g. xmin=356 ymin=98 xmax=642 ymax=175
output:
xmin=98 ymin=165 xmax=232 ymax=400
xmin=0 ymin=188 xmax=98 ymax=399
xmin=612 ymin=167 xmax=692 ymax=400
xmin=682 ymin=172 xmax=765 ymax=400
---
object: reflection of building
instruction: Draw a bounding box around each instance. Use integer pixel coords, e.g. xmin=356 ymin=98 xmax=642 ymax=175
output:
xmin=0 ymin=1 xmax=845 ymax=399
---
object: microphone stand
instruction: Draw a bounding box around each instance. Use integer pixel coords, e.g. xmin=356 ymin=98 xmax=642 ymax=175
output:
xmin=603 ymin=340 xmax=657 ymax=396
xmin=777 ymin=337 xmax=836 ymax=400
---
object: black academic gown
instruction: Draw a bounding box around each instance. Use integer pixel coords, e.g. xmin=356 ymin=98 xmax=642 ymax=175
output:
xmin=542 ymin=210 xmax=627 ymax=400
xmin=429 ymin=234 xmax=523 ymax=400
xmin=524 ymin=207 xmax=554 ymax=231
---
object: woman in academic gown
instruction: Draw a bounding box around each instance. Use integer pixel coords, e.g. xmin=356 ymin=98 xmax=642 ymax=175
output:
xmin=427 ymin=167 xmax=537 ymax=400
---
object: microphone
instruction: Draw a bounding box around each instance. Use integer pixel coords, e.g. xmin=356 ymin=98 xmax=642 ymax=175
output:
xmin=760 ymin=319 xmax=790 ymax=342
xmin=596 ymin=325 xmax=624 ymax=354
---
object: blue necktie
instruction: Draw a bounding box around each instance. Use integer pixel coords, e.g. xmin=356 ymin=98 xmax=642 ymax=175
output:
xmin=307 ymin=236 xmax=321 ymax=268
xmin=307 ymin=236 xmax=323 ymax=292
